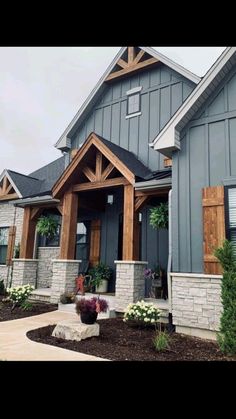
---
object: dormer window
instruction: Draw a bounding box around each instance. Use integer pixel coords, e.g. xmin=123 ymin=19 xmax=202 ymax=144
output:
xmin=126 ymin=86 xmax=142 ymax=119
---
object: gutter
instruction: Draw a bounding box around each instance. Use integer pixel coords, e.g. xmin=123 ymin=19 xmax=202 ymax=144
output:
xmin=134 ymin=177 xmax=172 ymax=191
xmin=11 ymin=195 xmax=60 ymax=208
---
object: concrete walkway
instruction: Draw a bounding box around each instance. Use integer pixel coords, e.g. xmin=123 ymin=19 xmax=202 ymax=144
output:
xmin=0 ymin=310 xmax=107 ymax=361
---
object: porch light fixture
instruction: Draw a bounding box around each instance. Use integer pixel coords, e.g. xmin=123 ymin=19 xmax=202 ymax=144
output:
xmin=107 ymin=194 xmax=114 ymax=205
xmin=139 ymin=212 xmax=142 ymax=222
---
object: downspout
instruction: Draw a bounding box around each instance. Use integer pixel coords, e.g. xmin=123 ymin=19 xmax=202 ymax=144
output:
xmin=167 ymin=189 xmax=175 ymax=332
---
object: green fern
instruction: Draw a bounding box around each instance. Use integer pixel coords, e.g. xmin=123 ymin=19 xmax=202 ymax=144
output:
xmin=149 ymin=203 xmax=168 ymax=230
xmin=36 ymin=216 xmax=59 ymax=238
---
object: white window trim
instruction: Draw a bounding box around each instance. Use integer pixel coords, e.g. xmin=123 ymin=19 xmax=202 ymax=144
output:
xmin=126 ymin=86 xmax=143 ymax=96
xmin=126 ymin=111 xmax=142 ymax=119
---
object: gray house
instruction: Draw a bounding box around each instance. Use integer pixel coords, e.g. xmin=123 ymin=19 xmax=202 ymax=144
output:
xmin=1 ymin=46 xmax=234 ymax=340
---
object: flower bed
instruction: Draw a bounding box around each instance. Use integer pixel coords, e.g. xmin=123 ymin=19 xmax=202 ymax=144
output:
xmin=26 ymin=318 xmax=236 ymax=361
xmin=0 ymin=296 xmax=57 ymax=322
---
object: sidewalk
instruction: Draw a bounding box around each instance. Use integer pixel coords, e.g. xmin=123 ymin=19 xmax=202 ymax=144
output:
xmin=0 ymin=310 xmax=107 ymax=361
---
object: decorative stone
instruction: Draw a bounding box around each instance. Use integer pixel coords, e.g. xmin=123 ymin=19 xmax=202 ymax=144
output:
xmin=52 ymin=319 xmax=100 ymax=341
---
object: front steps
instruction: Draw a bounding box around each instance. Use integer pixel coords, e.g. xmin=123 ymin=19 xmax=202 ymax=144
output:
xmin=29 ymin=288 xmax=52 ymax=303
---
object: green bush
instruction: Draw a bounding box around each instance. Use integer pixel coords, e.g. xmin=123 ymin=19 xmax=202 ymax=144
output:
xmin=149 ymin=203 xmax=168 ymax=230
xmin=7 ymin=284 xmax=34 ymax=311
xmin=153 ymin=331 xmax=170 ymax=352
xmin=214 ymin=240 xmax=236 ymax=355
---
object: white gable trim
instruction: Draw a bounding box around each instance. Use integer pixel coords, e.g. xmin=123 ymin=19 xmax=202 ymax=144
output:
xmin=55 ymin=47 xmax=200 ymax=151
xmin=150 ymin=46 xmax=232 ymax=156
xmin=0 ymin=169 xmax=22 ymax=198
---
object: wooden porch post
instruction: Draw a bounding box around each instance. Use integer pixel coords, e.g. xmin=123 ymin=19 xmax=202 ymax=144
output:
xmin=60 ymin=191 xmax=78 ymax=259
xmin=20 ymin=207 xmax=37 ymax=259
xmin=123 ymin=184 xmax=136 ymax=260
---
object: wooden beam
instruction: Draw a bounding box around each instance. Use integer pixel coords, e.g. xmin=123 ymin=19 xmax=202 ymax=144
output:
xmin=73 ymin=177 xmax=129 ymax=192
xmin=123 ymin=184 xmax=135 ymax=260
xmin=5 ymin=183 xmax=14 ymax=195
xmin=135 ymin=196 xmax=149 ymax=212
xmin=91 ymin=136 xmax=135 ymax=184
xmin=20 ymin=207 xmax=37 ymax=259
xmin=95 ymin=151 xmax=103 ymax=181
xmin=56 ymin=203 xmax=64 ymax=215
xmin=101 ymin=162 xmax=115 ymax=181
xmin=2 ymin=176 xmax=8 ymax=194
xmin=135 ymin=188 xmax=170 ymax=198
xmin=128 ymin=47 xmax=134 ymax=64
xmin=82 ymin=166 xmax=96 ymax=182
xmin=60 ymin=191 xmax=78 ymax=259
xmin=105 ymin=57 xmax=158 ymax=81
xmin=117 ymin=58 xmax=128 ymax=69
xmin=0 ymin=193 xmax=18 ymax=201
xmin=133 ymin=49 xmax=145 ymax=65
xmin=53 ymin=132 xmax=135 ymax=198
xmin=30 ymin=207 xmax=43 ymax=221
xmin=164 ymin=157 xmax=172 ymax=168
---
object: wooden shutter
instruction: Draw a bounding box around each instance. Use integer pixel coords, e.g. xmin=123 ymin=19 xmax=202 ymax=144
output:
xmin=6 ymin=226 xmax=16 ymax=266
xmin=202 ymin=186 xmax=225 ymax=274
xmin=89 ymin=220 xmax=101 ymax=267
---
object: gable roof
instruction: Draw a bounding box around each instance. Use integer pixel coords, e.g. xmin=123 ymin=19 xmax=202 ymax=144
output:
xmin=55 ymin=46 xmax=201 ymax=151
xmin=95 ymin=135 xmax=152 ymax=180
xmin=0 ymin=156 xmax=66 ymax=201
xmin=53 ymin=132 xmax=152 ymax=198
xmin=150 ymin=47 xmax=234 ymax=157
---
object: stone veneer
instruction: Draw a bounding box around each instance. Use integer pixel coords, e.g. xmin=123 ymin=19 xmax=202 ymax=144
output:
xmin=37 ymin=247 xmax=60 ymax=288
xmin=171 ymin=273 xmax=222 ymax=340
xmin=115 ymin=261 xmax=148 ymax=312
xmin=0 ymin=203 xmax=24 ymax=283
xmin=50 ymin=260 xmax=81 ymax=304
xmin=11 ymin=259 xmax=38 ymax=288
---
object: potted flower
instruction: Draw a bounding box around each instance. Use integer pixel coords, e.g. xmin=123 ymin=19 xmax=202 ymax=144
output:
xmin=75 ymin=297 xmax=109 ymax=324
xmin=89 ymin=262 xmax=111 ymax=293
xmin=36 ymin=215 xmax=59 ymax=238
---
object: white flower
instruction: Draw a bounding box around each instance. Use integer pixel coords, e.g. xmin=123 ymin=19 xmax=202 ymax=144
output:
xmin=151 ymin=319 xmax=155 ymax=323
xmin=144 ymin=318 xmax=149 ymax=322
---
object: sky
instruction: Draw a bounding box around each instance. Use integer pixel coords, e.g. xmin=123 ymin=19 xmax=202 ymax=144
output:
xmin=0 ymin=46 xmax=226 ymax=175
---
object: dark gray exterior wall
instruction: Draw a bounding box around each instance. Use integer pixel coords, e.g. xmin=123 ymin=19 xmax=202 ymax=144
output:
xmin=172 ymin=63 xmax=236 ymax=273
xmin=71 ymin=64 xmax=195 ymax=171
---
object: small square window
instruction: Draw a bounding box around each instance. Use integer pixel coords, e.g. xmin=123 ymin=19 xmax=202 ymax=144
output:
xmin=127 ymin=93 xmax=140 ymax=115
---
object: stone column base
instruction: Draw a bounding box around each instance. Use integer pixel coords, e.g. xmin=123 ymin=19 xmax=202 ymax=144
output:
xmin=115 ymin=260 xmax=148 ymax=312
xmin=11 ymin=259 xmax=38 ymax=288
xmin=50 ymin=259 xmax=81 ymax=304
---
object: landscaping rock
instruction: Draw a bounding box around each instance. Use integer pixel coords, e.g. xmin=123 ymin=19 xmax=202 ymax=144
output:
xmin=52 ymin=320 xmax=99 ymax=341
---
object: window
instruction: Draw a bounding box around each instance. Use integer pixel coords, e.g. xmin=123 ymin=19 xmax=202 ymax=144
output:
xmin=126 ymin=86 xmax=142 ymax=118
xmin=75 ymin=221 xmax=91 ymax=264
xmin=225 ymin=186 xmax=236 ymax=255
xmin=0 ymin=227 xmax=9 ymax=265
xmin=127 ymin=93 xmax=140 ymax=115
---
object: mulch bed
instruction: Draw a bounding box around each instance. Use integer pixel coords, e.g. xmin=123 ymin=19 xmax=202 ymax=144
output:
xmin=0 ymin=296 xmax=57 ymax=322
xmin=26 ymin=318 xmax=236 ymax=361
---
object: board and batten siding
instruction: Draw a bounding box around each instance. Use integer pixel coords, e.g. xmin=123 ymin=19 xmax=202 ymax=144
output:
xmin=71 ymin=64 xmax=195 ymax=171
xmin=172 ymin=63 xmax=236 ymax=273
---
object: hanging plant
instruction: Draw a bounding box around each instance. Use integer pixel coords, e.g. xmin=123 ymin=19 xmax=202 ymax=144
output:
xmin=36 ymin=216 xmax=59 ymax=238
xmin=149 ymin=203 xmax=168 ymax=230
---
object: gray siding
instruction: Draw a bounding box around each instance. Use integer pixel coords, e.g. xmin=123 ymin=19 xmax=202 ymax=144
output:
xmin=71 ymin=64 xmax=196 ymax=171
xmin=173 ymin=64 xmax=236 ymax=273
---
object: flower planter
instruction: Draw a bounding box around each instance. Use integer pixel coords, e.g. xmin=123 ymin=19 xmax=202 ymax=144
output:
xmin=95 ymin=279 xmax=108 ymax=293
xmin=80 ymin=311 xmax=98 ymax=324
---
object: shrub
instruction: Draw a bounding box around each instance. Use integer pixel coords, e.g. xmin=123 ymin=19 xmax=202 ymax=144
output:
xmin=123 ymin=300 xmax=161 ymax=326
xmin=76 ymin=297 xmax=109 ymax=315
xmin=149 ymin=203 xmax=168 ymax=230
xmin=7 ymin=284 xmax=34 ymax=311
xmin=214 ymin=240 xmax=236 ymax=355
xmin=60 ymin=292 xmax=75 ymax=304
xmin=153 ymin=331 xmax=170 ymax=352
xmin=89 ymin=262 xmax=111 ymax=288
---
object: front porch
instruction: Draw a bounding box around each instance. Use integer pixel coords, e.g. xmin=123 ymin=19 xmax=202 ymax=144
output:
xmin=11 ymin=132 xmax=171 ymax=309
